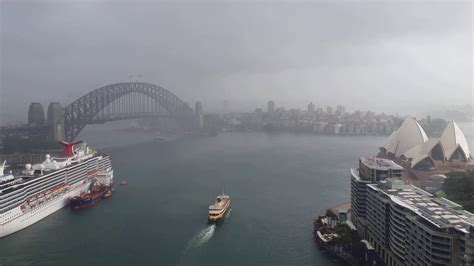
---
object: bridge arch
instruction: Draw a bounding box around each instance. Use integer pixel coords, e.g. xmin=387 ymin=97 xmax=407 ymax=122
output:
xmin=64 ymin=82 xmax=193 ymax=141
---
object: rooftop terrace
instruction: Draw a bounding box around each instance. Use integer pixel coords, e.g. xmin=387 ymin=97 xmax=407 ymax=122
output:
xmin=368 ymin=178 xmax=474 ymax=233
xmin=360 ymin=157 xmax=404 ymax=171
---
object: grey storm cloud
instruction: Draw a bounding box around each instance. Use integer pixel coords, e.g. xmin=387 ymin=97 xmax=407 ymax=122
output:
xmin=0 ymin=0 xmax=472 ymax=123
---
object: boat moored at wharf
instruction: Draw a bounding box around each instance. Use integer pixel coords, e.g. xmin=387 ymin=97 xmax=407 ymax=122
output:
xmin=70 ymin=171 xmax=113 ymax=210
xmin=0 ymin=141 xmax=113 ymax=238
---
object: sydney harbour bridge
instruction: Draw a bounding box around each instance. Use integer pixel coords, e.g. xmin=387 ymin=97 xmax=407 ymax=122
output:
xmin=0 ymin=82 xmax=204 ymax=142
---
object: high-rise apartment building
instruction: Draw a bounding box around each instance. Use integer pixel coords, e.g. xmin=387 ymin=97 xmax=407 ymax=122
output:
xmin=351 ymin=157 xmax=474 ymax=266
xmin=351 ymin=157 xmax=403 ymax=236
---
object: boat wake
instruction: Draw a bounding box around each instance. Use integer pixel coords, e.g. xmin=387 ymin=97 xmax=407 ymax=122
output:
xmin=179 ymin=224 xmax=216 ymax=265
xmin=190 ymin=224 xmax=216 ymax=247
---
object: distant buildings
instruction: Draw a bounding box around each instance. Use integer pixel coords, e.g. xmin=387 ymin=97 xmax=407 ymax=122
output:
xmin=222 ymin=100 xmax=229 ymax=115
xmin=267 ymin=101 xmax=275 ymax=114
xmin=194 ymin=102 xmax=204 ymax=129
xmin=326 ymin=106 xmax=333 ymax=115
xmin=336 ymin=105 xmax=345 ymax=116
xmin=224 ymin=102 xmax=400 ymax=136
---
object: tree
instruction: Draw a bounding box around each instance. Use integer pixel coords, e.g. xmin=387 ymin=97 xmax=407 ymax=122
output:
xmin=443 ymin=171 xmax=474 ymax=212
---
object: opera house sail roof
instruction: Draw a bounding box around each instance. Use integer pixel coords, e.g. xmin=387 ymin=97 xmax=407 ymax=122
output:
xmin=381 ymin=117 xmax=471 ymax=169
xmin=383 ymin=117 xmax=428 ymax=158
xmin=439 ymin=120 xmax=471 ymax=161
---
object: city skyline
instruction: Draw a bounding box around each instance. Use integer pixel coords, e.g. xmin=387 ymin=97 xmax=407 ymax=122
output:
xmin=1 ymin=1 xmax=472 ymax=123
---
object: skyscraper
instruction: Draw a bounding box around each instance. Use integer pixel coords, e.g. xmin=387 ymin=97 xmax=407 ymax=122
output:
xmin=307 ymin=102 xmax=315 ymax=113
xmin=267 ymin=101 xmax=275 ymax=113
xmin=336 ymin=105 xmax=345 ymax=115
xmin=326 ymin=106 xmax=333 ymax=115
xmin=194 ymin=101 xmax=204 ymax=129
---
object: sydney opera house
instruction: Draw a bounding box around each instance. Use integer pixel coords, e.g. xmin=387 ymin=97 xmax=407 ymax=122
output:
xmin=379 ymin=117 xmax=472 ymax=173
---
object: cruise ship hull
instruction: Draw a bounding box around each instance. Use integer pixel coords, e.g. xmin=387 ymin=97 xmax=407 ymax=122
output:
xmin=0 ymin=181 xmax=91 ymax=238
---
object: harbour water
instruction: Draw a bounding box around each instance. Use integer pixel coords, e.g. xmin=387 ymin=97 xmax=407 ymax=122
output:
xmin=0 ymin=123 xmax=472 ymax=265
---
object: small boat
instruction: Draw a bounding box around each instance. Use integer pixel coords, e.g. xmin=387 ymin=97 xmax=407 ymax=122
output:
xmin=70 ymin=185 xmax=111 ymax=210
xmin=153 ymin=136 xmax=166 ymax=142
xmin=208 ymin=192 xmax=231 ymax=223
xmin=103 ymin=190 xmax=112 ymax=199
xmin=120 ymin=181 xmax=128 ymax=186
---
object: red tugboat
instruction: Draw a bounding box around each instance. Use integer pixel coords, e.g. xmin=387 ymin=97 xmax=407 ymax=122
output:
xmin=70 ymin=171 xmax=113 ymax=210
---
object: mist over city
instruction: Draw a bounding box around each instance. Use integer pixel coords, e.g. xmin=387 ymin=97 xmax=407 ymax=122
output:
xmin=0 ymin=1 xmax=473 ymax=266
xmin=1 ymin=1 xmax=472 ymax=123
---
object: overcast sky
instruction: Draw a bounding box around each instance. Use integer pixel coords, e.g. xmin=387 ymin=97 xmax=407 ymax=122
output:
xmin=0 ymin=0 xmax=472 ymax=123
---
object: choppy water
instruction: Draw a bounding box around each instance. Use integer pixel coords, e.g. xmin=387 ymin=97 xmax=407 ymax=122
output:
xmin=1 ymin=123 xmax=472 ymax=265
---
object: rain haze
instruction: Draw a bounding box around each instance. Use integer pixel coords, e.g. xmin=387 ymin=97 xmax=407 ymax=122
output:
xmin=2 ymin=2 xmax=474 ymax=265
xmin=0 ymin=0 xmax=472 ymax=123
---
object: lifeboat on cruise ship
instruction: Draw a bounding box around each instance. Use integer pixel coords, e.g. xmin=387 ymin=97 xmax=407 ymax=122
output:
xmin=37 ymin=193 xmax=45 ymax=203
xmin=86 ymin=170 xmax=98 ymax=177
xmin=27 ymin=197 xmax=37 ymax=207
xmin=51 ymin=183 xmax=68 ymax=192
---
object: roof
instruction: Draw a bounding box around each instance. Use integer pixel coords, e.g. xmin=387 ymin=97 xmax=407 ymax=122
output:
xmin=385 ymin=119 xmax=471 ymax=168
xmin=360 ymin=157 xmax=403 ymax=171
xmin=439 ymin=120 xmax=471 ymax=160
xmin=368 ymin=180 xmax=474 ymax=233
xmin=402 ymin=139 xmax=439 ymax=168
xmin=383 ymin=117 xmax=428 ymax=157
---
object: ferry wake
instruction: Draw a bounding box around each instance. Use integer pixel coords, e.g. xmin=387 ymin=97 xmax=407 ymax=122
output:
xmin=0 ymin=141 xmax=113 ymax=238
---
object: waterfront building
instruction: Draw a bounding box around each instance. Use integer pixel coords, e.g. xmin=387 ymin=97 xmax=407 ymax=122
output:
xmin=350 ymin=157 xmax=403 ymax=237
xmin=364 ymin=178 xmax=474 ymax=266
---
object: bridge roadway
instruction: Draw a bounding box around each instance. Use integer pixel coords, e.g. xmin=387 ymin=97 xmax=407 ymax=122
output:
xmin=0 ymin=82 xmax=201 ymax=142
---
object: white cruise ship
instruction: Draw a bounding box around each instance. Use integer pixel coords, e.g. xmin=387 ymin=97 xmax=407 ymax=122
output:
xmin=0 ymin=141 xmax=113 ymax=238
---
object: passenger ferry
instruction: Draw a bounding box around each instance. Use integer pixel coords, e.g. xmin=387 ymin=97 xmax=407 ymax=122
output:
xmin=208 ymin=192 xmax=230 ymax=222
xmin=0 ymin=141 xmax=113 ymax=238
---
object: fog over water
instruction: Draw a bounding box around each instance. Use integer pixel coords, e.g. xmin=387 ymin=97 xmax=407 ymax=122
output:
xmin=0 ymin=2 xmax=473 ymax=265
xmin=0 ymin=130 xmax=380 ymax=265
xmin=1 ymin=1 xmax=472 ymax=123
